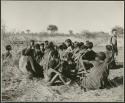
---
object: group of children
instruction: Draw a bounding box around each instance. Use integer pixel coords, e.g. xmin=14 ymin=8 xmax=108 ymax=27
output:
xmin=2 ymin=29 xmax=118 ymax=91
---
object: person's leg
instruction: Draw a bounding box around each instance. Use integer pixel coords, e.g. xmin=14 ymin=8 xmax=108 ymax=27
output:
xmin=27 ymin=56 xmax=36 ymax=72
xmin=79 ymin=58 xmax=87 ymax=72
xmin=81 ymin=77 xmax=88 ymax=92
xmin=34 ymin=61 xmax=44 ymax=78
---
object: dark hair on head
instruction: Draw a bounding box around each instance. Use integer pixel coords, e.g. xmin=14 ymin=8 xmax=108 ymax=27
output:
xmin=5 ymin=45 xmax=12 ymax=51
xmin=40 ymin=43 xmax=44 ymax=46
xmin=59 ymin=45 xmax=63 ymax=50
xmin=86 ymin=42 xmax=93 ymax=49
xmin=74 ymin=42 xmax=79 ymax=47
xmin=59 ymin=43 xmax=67 ymax=50
xmin=63 ymin=43 xmax=67 ymax=49
xmin=45 ymin=40 xmax=49 ymax=43
xmin=51 ymin=50 xmax=59 ymax=58
xmin=47 ymin=42 xmax=55 ymax=49
xmin=65 ymin=39 xmax=72 ymax=44
xmin=34 ymin=44 xmax=40 ymax=49
xmin=86 ymin=40 xmax=89 ymax=43
xmin=81 ymin=45 xmax=88 ymax=49
xmin=79 ymin=42 xmax=84 ymax=47
xmin=96 ymin=52 xmax=106 ymax=61
xmin=66 ymin=52 xmax=73 ymax=59
xmin=106 ymin=45 xmax=112 ymax=51
xmin=30 ymin=40 xmax=35 ymax=43
xmin=112 ymin=29 xmax=117 ymax=33
xmin=74 ymin=41 xmax=77 ymax=43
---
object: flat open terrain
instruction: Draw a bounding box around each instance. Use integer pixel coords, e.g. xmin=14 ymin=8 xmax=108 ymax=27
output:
xmin=1 ymin=36 xmax=124 ymax=102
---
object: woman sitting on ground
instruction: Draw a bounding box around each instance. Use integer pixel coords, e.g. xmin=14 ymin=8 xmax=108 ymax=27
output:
xmin=19 ymin=44 xmax=44 ymax=79
xmin=81 ymin=52 xmax=109 ymax=91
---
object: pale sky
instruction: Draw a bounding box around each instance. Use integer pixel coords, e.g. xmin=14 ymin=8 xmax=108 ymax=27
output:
xmin=1 ymin=1 xmax=124 ymax=33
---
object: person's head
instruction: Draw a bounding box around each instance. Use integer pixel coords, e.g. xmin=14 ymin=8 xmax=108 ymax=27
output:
xmin=86 ymin=40 xmax=90 ymax=45
xmin=47 ymin=42 xmax=55 ymax=50
xmin=34 ymin=44 xmax=40 ymax=52
xmin=86 ymin=42 xmax=93 ymax=49
xmin=79 ymin=42 xmax=84 ymax=49
xmin=51 ymin=50 xmax=59 ymax=59
xmin=80 ymin=45 xmax=88 ymax=50
xmin=95 ymin=52 xmax=106 ymax=62
xmin=112 ymin=29 xmax=117 ymax=36
xmin=40 ymin=43 xmax=44 ymax=50
xmin=106 ymin=45 xmax=112 ymax=51
xmin=5 ymin=45 xmax=12 ymax=52
xmin=59 ymin=43 xmax=67 ymax=50
xmin=45 ymin=40 xmax=49 ymax=45
xmin=30 ymin=40 xmax=35 ymax=46
xmin=66 ymin=52 xmax=73 ymax=60
xmin=44 ymin=40 xmax=49 ymax=48
xmin=74 ymin=41 xmax=79 ymax=48
xmin=65 ymin=39 xmax=72 ymax=47
xmin=62 ymin=43 xmax=67 ymax=50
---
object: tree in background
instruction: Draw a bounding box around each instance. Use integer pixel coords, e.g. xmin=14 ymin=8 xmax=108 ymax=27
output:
xmin=112 ymin=26 xmax=124 ymax=36
xmin=26 ymin=29 xmax=30 ymax=34
xmin=69 ymin=30 xmax=74 ymax=35
xmin=81 ymin=30 xmax=92 ymax=38
xmin=47 ymin=25 xmax=58 ymax=34
xmin=21 ymin=31 xmax=25 ymax=34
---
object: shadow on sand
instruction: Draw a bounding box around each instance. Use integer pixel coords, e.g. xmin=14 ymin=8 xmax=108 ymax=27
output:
xmin=106 ymin=76 xmax=123 ymax=89
xmin=110 ymin=62 xmax=123 ymax=70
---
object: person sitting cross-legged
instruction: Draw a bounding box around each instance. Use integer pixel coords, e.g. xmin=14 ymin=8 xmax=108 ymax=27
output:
xmin=81 ymin=52 xmax=109 ymax=91
xmin=19 ymin=44 xmax=44 ymax=79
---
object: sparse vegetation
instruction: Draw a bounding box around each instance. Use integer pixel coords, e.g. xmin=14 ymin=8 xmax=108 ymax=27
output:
xmin=47 ymin=25 xmax=58 ymax=34
xmin=1 ymin=24 xmax=124 ymax=102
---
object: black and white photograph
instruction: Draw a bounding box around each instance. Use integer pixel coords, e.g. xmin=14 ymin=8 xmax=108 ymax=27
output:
xmin=1 ymin=1 xmax=124 ymax=102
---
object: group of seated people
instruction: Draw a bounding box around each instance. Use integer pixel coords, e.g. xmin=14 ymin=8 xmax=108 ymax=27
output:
xmin=2 ymin=39 xmax=116 ymax=91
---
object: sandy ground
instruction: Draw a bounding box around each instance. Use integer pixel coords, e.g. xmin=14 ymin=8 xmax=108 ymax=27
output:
xmin=1 ymin=36 xmax=124 ymax=102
